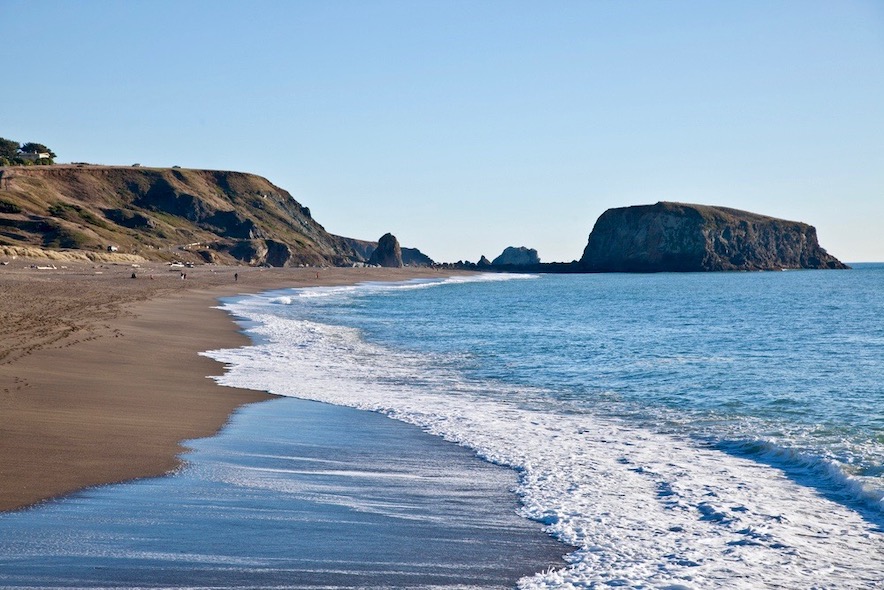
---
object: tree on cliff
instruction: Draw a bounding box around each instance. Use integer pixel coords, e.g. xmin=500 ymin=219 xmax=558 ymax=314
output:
xmin=0 ymin=137 xmax=19 ymax=162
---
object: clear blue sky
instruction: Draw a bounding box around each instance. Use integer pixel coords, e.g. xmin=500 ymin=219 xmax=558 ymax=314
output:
xmin=4 ymin=0 xmax=883 ymax=262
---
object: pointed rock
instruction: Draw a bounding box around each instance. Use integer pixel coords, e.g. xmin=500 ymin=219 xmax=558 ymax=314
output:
xmin=368 ymin=233 xmax=404 ymax=267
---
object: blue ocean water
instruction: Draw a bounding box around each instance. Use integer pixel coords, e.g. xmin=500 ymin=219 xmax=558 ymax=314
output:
xmin=204 ymin=266 xmax=883 ymax=588
xmin=376 ymin=268 xmax=881 ymax=482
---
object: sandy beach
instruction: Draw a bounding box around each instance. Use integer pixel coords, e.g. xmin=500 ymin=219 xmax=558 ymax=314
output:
xmin=0 ymin=259 xmax=453 ymax=512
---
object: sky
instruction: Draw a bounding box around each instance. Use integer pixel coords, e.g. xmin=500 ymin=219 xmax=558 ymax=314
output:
xmin=3 ymin=0 xmax=883 ymax=263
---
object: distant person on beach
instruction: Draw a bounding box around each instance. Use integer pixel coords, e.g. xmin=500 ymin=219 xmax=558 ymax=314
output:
xmin=234 ymin=272 xmax=238 ymax=282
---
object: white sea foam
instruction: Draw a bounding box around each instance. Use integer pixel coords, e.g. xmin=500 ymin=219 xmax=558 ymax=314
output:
xmin=268 ymin=273 xmax=537 ymax=302
xmin=254 ymin=274 xmax=535 ymax=307
xmin=204 ymin=279 xmax=884 ymax=589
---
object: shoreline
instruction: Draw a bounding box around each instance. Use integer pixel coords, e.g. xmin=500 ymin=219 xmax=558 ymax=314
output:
xmin=0 ymin=260 xmax=457 ymax=512
xmin=0 ymin=398 xmax=570 ymax=588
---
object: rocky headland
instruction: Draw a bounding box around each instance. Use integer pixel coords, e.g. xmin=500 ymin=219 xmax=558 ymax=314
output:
xmin=579 ymin=201 xmax=847 ymax=272
xmin=0 ymin=165 xmax=433 ymax=267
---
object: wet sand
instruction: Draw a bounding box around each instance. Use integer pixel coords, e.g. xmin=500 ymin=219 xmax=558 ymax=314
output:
xmin=0 ymin=260 xmax=454 ymax=512
xmin=0 ymin=397 xmax=569 ymax=588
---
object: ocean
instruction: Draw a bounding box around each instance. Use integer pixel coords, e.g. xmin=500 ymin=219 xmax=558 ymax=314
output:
xmin=2 ymin=267 xmax=882 ymax=588
xmin=204 ymin=266 xmax=883 ymax=588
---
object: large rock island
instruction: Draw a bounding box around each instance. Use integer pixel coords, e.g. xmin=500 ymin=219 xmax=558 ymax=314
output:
xmin=580 ymin=202 xmax=847 ymax=272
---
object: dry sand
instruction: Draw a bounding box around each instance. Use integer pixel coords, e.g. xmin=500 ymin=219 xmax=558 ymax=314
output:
xmin=0 ymin=259 xmax=457 ymax=512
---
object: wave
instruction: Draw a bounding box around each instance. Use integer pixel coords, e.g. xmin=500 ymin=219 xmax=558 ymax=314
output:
xmin=265 ymin=272 xmax=539 ymax=304
xmin=714 ymin=437 xmax=884 ymax=519
xmin=203 ymin=284 xmax=884 ymax=589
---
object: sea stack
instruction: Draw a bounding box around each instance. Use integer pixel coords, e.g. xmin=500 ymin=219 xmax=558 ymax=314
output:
xmin=492 ymin=246 xmax=540 ymax=266
xmin=580 ymin=202 xmax=847 ymax=272
xmin=368 ymin=233 xmax=404 ymax=268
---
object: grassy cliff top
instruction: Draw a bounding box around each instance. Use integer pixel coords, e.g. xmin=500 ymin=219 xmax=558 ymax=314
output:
xmin=0 ymin=165 xmax=358 ymax=266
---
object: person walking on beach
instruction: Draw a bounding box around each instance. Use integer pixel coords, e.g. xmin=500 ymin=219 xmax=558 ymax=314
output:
xmin=234 ymin=272 xmax=238 ymax=282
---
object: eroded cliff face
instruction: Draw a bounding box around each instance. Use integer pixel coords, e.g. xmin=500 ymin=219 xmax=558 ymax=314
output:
xmin=580 ymin=202 xmax=847 ymax=272
xmin=0 ymin=165 xmax=361 ymax=266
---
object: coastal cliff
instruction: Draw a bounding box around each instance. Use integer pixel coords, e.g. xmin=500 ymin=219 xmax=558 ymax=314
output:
xmin=0 ymin=165 xmax=364 ymax=266
xmin=580 ymin=202 xmax=847 ymax=272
